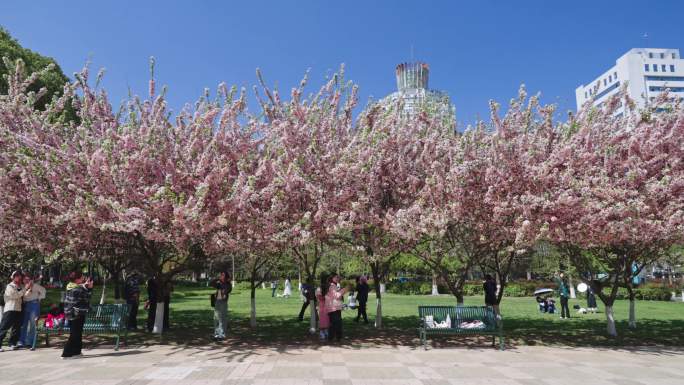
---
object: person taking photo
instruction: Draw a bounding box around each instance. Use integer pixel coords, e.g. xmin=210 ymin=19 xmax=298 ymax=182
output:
xmin=62 ymin=271 xmax=93 ymax=358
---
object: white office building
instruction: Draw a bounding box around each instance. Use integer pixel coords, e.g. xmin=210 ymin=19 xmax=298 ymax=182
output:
xmin=575 ymin=48 xmax=684 ymax=113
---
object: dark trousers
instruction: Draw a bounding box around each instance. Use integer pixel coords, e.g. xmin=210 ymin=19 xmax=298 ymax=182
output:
xmin=355 ymin=301 xmax=368 ymax=323
xmin=560 ymin=296 xmax=570 ymax=318
xmin=127 ymin=299 xmax=139 ymax=329
xmin=298 ymin=299 xmax=310 ymax=321
xmin=271 ymin=287 xmax=276 ymax=297
xmin=0 ymin=310 xmax=22 ymax=347
xmin=62 ymin=315 xmax=85 ymax=357
xmin=147 ymin=302 xmax=157 ymax=332
xmin=328 ymin=310 xmax=343 ymax=341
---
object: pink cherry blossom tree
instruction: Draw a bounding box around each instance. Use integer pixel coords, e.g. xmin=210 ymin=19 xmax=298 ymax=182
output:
xmin=540 ymin=93 xmax=684 ymax=336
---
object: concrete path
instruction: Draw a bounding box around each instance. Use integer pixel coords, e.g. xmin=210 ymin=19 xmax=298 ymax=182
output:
xmin=0 ymin=344 xmax=682 ymax=385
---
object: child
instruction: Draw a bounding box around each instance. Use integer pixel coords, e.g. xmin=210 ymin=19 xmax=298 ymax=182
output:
xmin=546 ymin=297 xmax=556 ymax=314
xmin=45 ymin=303 xmax=65 ymax=329
xmin=315 ymin=286 xmax=329 ymax=341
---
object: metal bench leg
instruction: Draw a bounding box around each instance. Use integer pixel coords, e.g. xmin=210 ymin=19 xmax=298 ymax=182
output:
xmin=45 ymin=332 xmax=50 ymax=347
xmin=499 ymin=334 xmax=504 ymax=351
xmin=115 ymin=334 xmax=120 ymax=351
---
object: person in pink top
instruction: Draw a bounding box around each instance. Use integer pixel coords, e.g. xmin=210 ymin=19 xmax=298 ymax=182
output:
xmin=315 ymin=274 xmax=330 ymax=341
xmin=324 ymin=273 xmax=349 ymax=342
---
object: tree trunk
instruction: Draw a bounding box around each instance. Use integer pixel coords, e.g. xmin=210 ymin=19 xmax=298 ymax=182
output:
xmin=309 ymin=299 xmax=317 ymax=334
xmin=605 ymin=305 xmax=617 ymax=337
xmin=250 ymin=284 xmax=257 ymax=329
xmin=456 ymin=293 xmax=464 ymax=306
xmin=628 ymin=299 xmax=637 ymax=329
xmin=113 ymin=274 xmax=121 ymax=300
xmin=569 ymin=275 xmax=576 ymax=299
xmin=153 ymin=302 xmax=165 ymax=333
xmin=371 ymin=264 xmax=383 ymax=329
xmin=99 ymin=275 xmax=107 ymax=305
xmin=431 ymin=274 xmax=439 ymax=296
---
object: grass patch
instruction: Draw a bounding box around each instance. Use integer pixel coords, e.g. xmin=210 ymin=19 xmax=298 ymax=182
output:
xmin=39 ymin=284 xmax=684 ymax=349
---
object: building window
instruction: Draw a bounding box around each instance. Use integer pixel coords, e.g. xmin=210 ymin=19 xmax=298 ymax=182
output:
xmin=671 ymin=65 xmax=675 ymax=72
xmin=585 ymin=91 xmax=588 ymax=98
xmin=603 ymin=79 xmax=607 ymax=86
xmin=660 ymin=53 xmax=665 ymax=59
xmin=673 ymin=53 xmax=677 ymax=59
xmin=649 ymin=86 xmax=684 ymax=92
xmin=654 ymin=64 xmax=658 ymax=72
xmin=609 ymin=75 xmax=612 ymax=82
xmin=645 ymin=64 xmax=650 ymax=72
xmin=662 ymin=64 xmax=667 ymax=72
xmin=645 ymin=75 xmax=684 ymax=81
xmin=614 ymin=72 xmax=618 ymax=79
xmin=649 ymin=52 xmax=654 ymax=58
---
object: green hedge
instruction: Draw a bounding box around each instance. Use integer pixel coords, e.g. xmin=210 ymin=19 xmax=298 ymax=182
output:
xmin=385 ymin=280 xmax=677 ymax=301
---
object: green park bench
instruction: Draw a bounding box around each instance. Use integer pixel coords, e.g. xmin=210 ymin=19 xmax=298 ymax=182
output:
xmin=32 ymin=303 xmax=130 ymax=351
xmin=418 ymin=305 xmax=504 ymax=350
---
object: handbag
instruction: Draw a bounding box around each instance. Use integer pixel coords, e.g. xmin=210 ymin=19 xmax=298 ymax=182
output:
xmin=210 ymin=293 xmax=216 ymax=308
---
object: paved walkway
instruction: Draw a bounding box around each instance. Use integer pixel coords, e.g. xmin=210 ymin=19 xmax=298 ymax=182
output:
xmin=0 ymin=344 xmax=682 ymax=385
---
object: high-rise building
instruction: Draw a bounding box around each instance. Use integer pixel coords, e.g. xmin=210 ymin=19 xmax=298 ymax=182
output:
xmin=575 ymin=48 xmax=684 ymax=113
xmin=380 ymin=62 xmax=454 ymax=120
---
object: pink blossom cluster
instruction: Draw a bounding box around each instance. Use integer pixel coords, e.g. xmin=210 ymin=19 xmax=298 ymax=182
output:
xmin=1 ymin=61 xmax=683 ymax=289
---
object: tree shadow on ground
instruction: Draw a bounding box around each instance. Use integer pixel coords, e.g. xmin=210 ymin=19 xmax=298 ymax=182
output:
xmin=38 ymin=308 xmax=684 ymax=356
xmin=114 ymin=309 xmax=684 ymax=352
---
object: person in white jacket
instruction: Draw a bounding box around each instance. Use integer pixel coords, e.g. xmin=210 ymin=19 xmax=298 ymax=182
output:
xmin=0 ymin=271 xmax=27 ymax=351
xmin=19 ymin=274 xmax=46 ymax=348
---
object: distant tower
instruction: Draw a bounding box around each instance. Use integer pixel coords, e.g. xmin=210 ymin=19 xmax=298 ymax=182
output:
xmin=380 ymin=62 xmax=454 ymax=120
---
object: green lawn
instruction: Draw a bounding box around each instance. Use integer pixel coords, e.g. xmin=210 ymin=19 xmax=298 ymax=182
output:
xmin=41 ymin=284 xmax=684 ymax=348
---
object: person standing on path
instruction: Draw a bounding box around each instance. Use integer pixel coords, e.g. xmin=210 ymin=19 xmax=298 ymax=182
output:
xmin=555 ymin=272 xmax=571 ymax=319
xmin=0 ymin=271 xmax=27 ymax=351
xmin=124 ymin=272 xmax=141 ymax=330
xmin=483 ymin=274 xmax=499 ymax=315
xmin=271 ymin=280 xmax=278 ymax=298
xmin=325 ymin=273 xmax=348 ymax=342
xmin=354 ymin=276 xmax=369 ymax=324
xmin=62 ymin=271 xmax=93 ymax=358
xmin=213 ymin=271 xmax=232 ymax=341
xmin=19 ymin=274 xmax=46 ymax=348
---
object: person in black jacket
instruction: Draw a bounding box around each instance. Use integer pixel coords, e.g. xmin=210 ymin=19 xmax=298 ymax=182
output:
xmin=145 ymin=276 xmax=158 ymax=332
xmin=123 ymin=272 xmax=141 ymax=330
xmin=298 ymin=282 xmax=315 ymax=322
xmin=354 ymin=276 xmax=369 ymax=324
xmin=483 ymin=274 xmax=498 ymax=314
xmin=61 ymin=271 xmax=93 ymax=358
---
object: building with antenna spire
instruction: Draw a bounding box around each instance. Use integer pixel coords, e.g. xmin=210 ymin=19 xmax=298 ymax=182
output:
xmin=379 ymin=62 xmax=455 ymax=121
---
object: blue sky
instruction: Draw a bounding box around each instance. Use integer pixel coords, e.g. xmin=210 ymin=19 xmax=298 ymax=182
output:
xmin=2 ymin=1 xmax=683 ymax=127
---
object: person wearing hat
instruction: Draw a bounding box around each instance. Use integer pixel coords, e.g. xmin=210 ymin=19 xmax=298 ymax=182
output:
xmin=0 ymin=271 xmax=28 ymax=351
